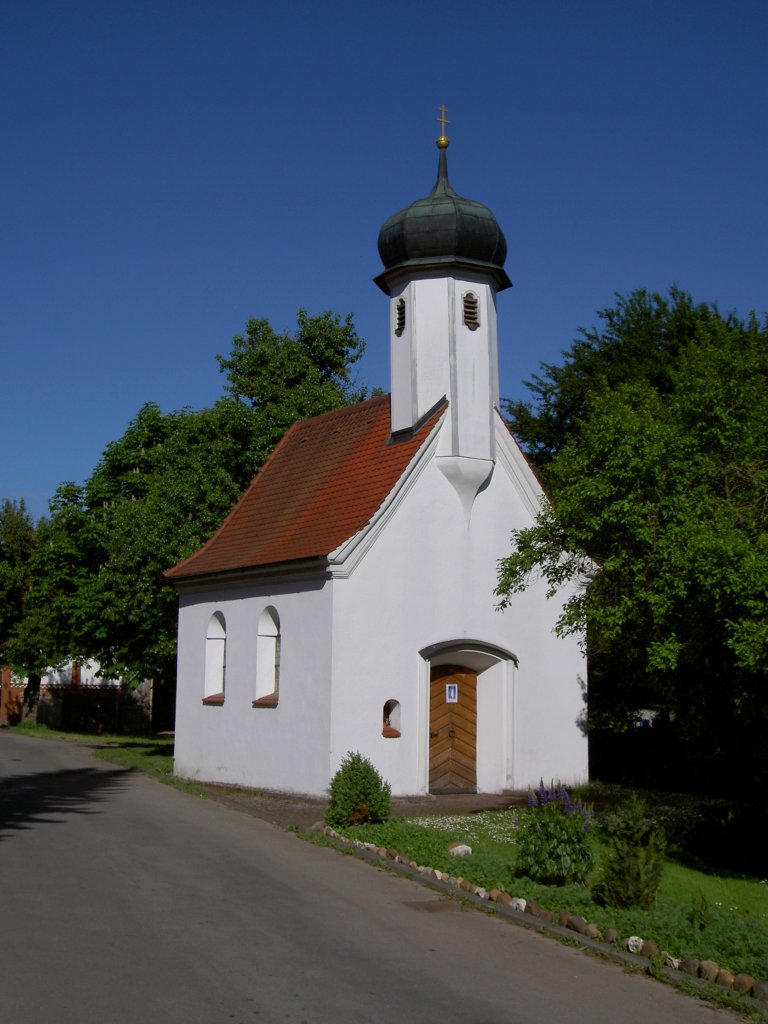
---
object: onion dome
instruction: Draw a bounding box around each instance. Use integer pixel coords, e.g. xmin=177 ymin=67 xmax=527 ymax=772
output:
xmin=375 ymin=136 xmax=511 ymax=293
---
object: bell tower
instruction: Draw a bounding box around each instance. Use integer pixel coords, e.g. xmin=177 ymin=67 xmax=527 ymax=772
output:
xmin=374 ymin=112 xmax=511 ymax=515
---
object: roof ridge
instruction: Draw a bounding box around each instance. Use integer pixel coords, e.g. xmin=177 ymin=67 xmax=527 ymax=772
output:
xmin=298 ymin=392 xmax=389 ymax=425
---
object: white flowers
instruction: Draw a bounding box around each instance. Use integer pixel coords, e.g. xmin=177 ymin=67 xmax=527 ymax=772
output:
xmin=406 ymin=810 xmax=521 ymax=844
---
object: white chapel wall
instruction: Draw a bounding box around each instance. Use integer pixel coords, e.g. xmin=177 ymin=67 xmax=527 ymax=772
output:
xmin=174 ymin=576 xmax=334 ymax=794
xmin=328 ymin=418 xmax=588 ymax=796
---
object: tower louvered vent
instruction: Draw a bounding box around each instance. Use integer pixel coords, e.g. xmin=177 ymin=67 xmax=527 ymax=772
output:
xmin=463 ymin=292 xmax=479 ymax=330
xmin=395 ymin=297 xmax=406 ymax=336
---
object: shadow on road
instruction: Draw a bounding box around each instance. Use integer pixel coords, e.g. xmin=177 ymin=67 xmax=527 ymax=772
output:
xmin=0 ymin=766 xmax=131 ymax=840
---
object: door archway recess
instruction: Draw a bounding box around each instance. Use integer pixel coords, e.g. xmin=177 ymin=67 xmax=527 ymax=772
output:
xmin=422 ymin=641 xmax=518 ymax=795
xmin=420 ymin=640 xmax=518 ymax=672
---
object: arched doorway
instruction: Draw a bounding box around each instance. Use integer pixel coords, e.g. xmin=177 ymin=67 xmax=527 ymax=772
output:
xmin=429 ymin=664 xmax=477 ymax=793
xmin=421 ymin=640 xmax=518 ymax=795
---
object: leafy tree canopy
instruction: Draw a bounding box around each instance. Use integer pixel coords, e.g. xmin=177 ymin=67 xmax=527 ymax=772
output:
xmin=9 ymin=309 xmax=368 ymax=686
xmin=0 ymin=499 xmax=35 ymax=664
xmin=10 ymin=403 xmax=258 ymax=680
xmin=497 ymin=289 xmax=768 ymax=790
xmin=504 ymin=287 xmax=743 ymax=477
xmin=217 ymin=308 xmax=367 ymax=463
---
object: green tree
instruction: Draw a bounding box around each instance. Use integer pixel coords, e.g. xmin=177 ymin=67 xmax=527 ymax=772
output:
xmin=504 ymin=287 xmax=737 ymax=478
xmin=16 ymin=401 xmax=263 ymax=685
xmin=497 ymin=290 xmax=768 ymax=791
xmin=0 ymin=499 xmax=35 ymax=666
xmin=217 ymin=308 xmax=367 ymax=464
xmin=7 ymin=485 xmax=96 ymax=675
xmin=84 ymin=400 xmax=265 ymax=681
xmin=13 ymin=310 xmax=368 ymax=695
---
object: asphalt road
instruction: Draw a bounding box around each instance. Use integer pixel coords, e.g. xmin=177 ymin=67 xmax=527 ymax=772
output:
xmin=0 ymin=732 xmax=735 ymax=1024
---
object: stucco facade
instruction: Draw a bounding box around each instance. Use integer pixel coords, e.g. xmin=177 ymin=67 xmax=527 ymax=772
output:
xmin=172 ymin=406 xmax=587 ymax=796
xmin=169 ymin=133 xmax=588 ymax=796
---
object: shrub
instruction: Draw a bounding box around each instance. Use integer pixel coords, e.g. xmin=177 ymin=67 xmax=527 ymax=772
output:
xmin=515 ymin=803 xmax=595 ymax=885
xmin=593 ymin=795 xmax=666 ymax=910
xmin=325 ymin=751 xmax=391 ymax=828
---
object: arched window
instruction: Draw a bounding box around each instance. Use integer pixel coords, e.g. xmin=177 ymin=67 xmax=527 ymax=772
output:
xmin=382 ymin=699 xmax=401 ymax=738
xmin=203 ymin=612 xmax=226 ymax=705
xmin=463 ymin=291 xmax=479 ymax=330
xmin=253 ymin=607 xmax=280 ymax=708
xmin=395 ymin=297 xmax=406 ymax=336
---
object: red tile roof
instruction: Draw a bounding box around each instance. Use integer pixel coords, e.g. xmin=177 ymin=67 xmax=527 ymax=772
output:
xmin=165 ymin=394 xmax=446 ymax=582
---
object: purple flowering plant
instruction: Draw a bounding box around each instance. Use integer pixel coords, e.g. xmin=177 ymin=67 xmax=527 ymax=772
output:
xmin=528 ymin=780 xmax=594 ymax=831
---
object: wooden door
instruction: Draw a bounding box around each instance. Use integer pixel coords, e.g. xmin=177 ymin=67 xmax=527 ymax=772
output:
xmin=429 ymin=665 xmax=477 ymax=793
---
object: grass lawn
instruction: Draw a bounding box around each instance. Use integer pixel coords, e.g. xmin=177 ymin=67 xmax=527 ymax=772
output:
xmin=340 ymin=805 xmax=768 ymax=985
xmin=662 ymin=861 xmax=768 ymax=923
xmin=11 ymin=720 xmax=175 ymax=778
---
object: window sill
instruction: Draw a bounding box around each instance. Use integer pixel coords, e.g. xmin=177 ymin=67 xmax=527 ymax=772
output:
xmin=202 ymin=693 xmax=225 ymax=706
xmin=252 ymin=693 xmax=279 ymax=709
xmin=382 ymin=725 xmax=401 ymax=738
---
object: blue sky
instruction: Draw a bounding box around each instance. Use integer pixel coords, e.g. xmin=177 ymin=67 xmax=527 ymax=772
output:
xmin=2 ymin=0 xmax=766 ymax=522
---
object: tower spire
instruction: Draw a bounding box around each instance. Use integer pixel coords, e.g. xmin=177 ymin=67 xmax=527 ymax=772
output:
xmin=436 ymin=104 xmax=450 ymax=149
xmin=434 ymin=105 xmax=451 ymax=188
xmin=375 ymin=113 xmax=512 ymax=510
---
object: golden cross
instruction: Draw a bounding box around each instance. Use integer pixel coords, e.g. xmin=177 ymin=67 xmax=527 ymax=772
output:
xmin=436 ymin=105 xmax=450 ymax=137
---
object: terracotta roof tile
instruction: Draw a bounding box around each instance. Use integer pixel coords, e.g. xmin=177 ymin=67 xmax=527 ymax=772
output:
xmin=165 ymin=394 xmax=445 ymax=581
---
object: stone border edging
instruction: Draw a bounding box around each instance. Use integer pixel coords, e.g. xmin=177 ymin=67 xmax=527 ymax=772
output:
xmin=320 ymin=824 xmax=767 ymax=1008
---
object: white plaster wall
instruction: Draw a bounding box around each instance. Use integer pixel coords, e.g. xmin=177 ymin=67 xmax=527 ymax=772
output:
xmin=41 ymin=660 xmax=121 ymax=687
xmin=475 ymin=659 xmax=511 ymax=792
xmin=390 ymin=270 xmax=501 ymax=461
xmin=328 ymin=419 xmax=588 ymax=795
xmin=173 ymin=576 xmax=334 ymax=794
xmin=410 ymin=277 xmax=452 ymax=424
xmin=447 ymin=276 xmax=498 ymax=461
xmin=389 ymin=279 xmax=415 ymax=433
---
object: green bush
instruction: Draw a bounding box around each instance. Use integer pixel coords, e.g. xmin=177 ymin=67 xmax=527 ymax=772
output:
xmin=325 ymin=751 xmax=391 ymax=828
xmin=515 ymin=804 xmax=595 ymax=885
xmin=593 ymin=795 xmax=665 ymax=910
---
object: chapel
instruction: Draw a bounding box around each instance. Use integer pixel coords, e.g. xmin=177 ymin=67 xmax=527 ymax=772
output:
xmin=165 ymin=121 xmax=588 ymax=795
